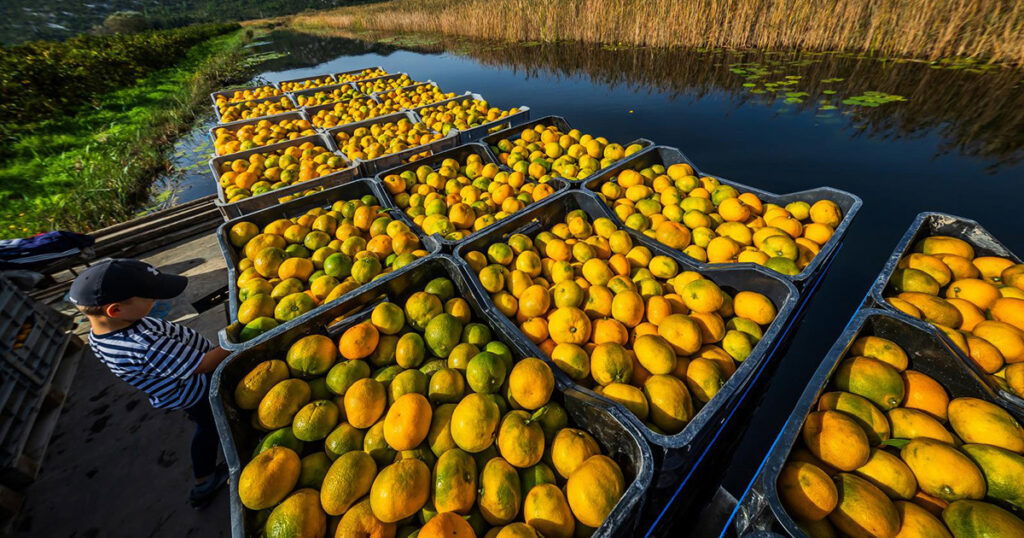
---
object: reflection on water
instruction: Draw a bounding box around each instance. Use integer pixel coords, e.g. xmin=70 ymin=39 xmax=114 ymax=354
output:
xmin=464 ymin=42 xmax=1024 ymax=171
xmin=252 ymin=30 xmax=405 ymax=72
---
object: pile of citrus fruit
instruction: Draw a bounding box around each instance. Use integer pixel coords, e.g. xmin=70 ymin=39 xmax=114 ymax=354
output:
xmin=280 ymin=76 xmax=338 ymax=92
xmin=227 ymin=195 xmax=428 ymax=341
xmin=276 ymin=186 xmax=328 ymax=206
xmin=376 ymin=84 xmax=458 ymax=111
xmin=355 ymin=73 xmax=417 ymax=95
xmin=336 ymin=67 xmax=388 ymax=83
xmin=215 ymin=85 xmax=281 ymax=108
xmin=234 ymin=279 xmax=628 ymax=537
xmin=308 ymin=97 xmax=401 ymax=129
xmin=213 ymin=118 xmax=317 ymax=156
xmin=416 ymin=99 xmax=522 ymax=136
xmin=777 ymin=334 xmax=1024 ymax=536
xmin=590 ymin=162 xmax=844 ymax=275
xmin=218 ymin=96 xmax=297 ymax=124
xmin=488 ymin=124 xmax=645 ymax=182
xmin=463 ymin=211 xmax=779 ymax=434
xmin=381 ymin=153 xmax=558 ymax=242
xmin=217 ymin=142 xmax=350 ymax=203
xmin=332 ymin=118 xmax=443 ymax=162
xmin=883 ymin=235 xmax=1024 ymax=399
xmin=294 ymin=85 xmax=362 ymax=107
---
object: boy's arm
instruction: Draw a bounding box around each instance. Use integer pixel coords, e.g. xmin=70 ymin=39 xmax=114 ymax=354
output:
xmin=194 ymin=346 xmax=232 ymax=374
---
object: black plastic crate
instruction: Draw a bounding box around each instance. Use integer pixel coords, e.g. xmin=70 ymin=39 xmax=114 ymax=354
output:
xmin=210 ymin=84 xmax=284 ymax=111
xmin=410 ymin=92 xmax=531 ymax=144
xmin=0 ymin=277 xmax=72 ymax=386
xmin=209 ymin=255 xmax=654 ymax=538
xmin=348 ymin=72 xmax=421 ymax=96
xmin=582 ymin=145 xmax=862 ymax=291
xmin=324 ymin=111 xmax=459 ymax=177
xmin=289 ymin=83 xmax=365 ymax=109
xmin=371 ymin=81 xmax=459 ymax=111
xmin=479 ymin=115 xmax=654 ymax=184
xmin=865 ymin=211 xmax=1024 ymax=412
xmin=371 ymin=142 xmax=570 ymax=251
xmin=213 ymin=93 xmax=300 ymax=125
xmin=451 ymin=189 xmax=801 ymax=501
xmin=207 ymin=111 xmax=315 ymax=157
xmin=215 ymin=178 xmax=442 ymax=350
xmin=208 ymin=133 xmax=359 ymax=220
xmin=728 ymin=308 xmax=1023 ymax=537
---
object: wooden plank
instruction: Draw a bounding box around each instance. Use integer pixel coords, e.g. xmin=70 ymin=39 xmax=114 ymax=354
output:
xmin=94 ymin=203 xmax=219 ymax=245
xmin=101 ymin=219 xmax=221 ymax=259
xmin=27 ymin=195 xmax=219 ymax=277
xmin=88 ymin=194 xmax=217 ymax=238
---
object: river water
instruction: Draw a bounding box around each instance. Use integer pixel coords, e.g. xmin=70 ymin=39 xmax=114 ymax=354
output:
xmin=155 ymin=29 xmax=1024 ymax=534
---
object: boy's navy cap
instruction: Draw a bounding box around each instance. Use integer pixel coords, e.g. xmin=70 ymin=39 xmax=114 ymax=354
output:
xmin=69 ymin=259 xmax=187 ymax=307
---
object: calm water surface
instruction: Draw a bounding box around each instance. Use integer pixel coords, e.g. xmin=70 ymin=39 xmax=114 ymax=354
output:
xmin=158 ymin=30 xmax=1024 ymax=532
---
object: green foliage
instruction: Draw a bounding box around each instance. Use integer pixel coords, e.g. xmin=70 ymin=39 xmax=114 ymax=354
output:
xmin=0 ymin=30 xmax=252 ymax=238
xmin=841 ymin=92 xmax=908 ymax=107
xmin=0 ymin=23 xmax=237 ymax=132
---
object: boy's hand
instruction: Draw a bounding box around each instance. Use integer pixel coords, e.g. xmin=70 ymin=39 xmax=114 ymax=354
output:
xmin=195 ymin=346 xmax=232 ymax=374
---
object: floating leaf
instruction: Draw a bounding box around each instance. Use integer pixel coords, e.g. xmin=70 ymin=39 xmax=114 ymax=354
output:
xmin=742 ymin=83 xmax=757 ymax=87
xmin=823 ymin=90 xmax=838 ymax=95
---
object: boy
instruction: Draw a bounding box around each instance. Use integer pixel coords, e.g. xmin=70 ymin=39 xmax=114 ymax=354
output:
xmin=69 ymin=258 xmax=233 ymax=509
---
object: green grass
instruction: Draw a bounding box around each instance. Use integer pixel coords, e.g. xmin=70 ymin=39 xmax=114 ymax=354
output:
xmin=0 ymin=30 xmax=253 ymax=238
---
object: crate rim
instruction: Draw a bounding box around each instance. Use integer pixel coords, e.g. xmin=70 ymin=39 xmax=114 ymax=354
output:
xmin=331 ymin=65 xmax=387 ymax=80
xmin=273 ymin=72 xmax=338 ymax=90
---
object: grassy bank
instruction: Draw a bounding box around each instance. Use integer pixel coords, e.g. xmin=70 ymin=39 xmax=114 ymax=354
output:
xmin=289 ymin=0 xmax=1024 ymax=64
xmin=0 ymin=27 xmax=252 ymax=238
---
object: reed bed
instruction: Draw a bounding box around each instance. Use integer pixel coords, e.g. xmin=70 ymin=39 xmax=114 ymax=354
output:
xmin=290 ymin=0 xmax=1024 ymax=64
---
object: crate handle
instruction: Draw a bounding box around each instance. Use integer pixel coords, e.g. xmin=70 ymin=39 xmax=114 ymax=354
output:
xmin=324 ymin=296 xmax=389 ymax=337
xmin=507 ymin=219 xmax=542 ymax=239
xmin=487 ymin=122 xmax=512 ymax=134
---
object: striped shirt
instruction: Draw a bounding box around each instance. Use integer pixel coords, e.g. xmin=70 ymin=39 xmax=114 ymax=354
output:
xmin=89 ymin=317 xmax=212 ymax=410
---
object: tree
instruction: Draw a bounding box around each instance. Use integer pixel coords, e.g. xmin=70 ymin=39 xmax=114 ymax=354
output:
xmin=100 ymin=11 xmax=150 ymax=35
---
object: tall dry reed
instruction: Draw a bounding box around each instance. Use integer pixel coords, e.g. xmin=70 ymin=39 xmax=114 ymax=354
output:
xmin=290 ymin=0 xmax=1024 ymax=64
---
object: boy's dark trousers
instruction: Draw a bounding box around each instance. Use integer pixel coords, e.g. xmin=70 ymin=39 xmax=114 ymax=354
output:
xmin=183 ymin=378 xmax=220 ymax=480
